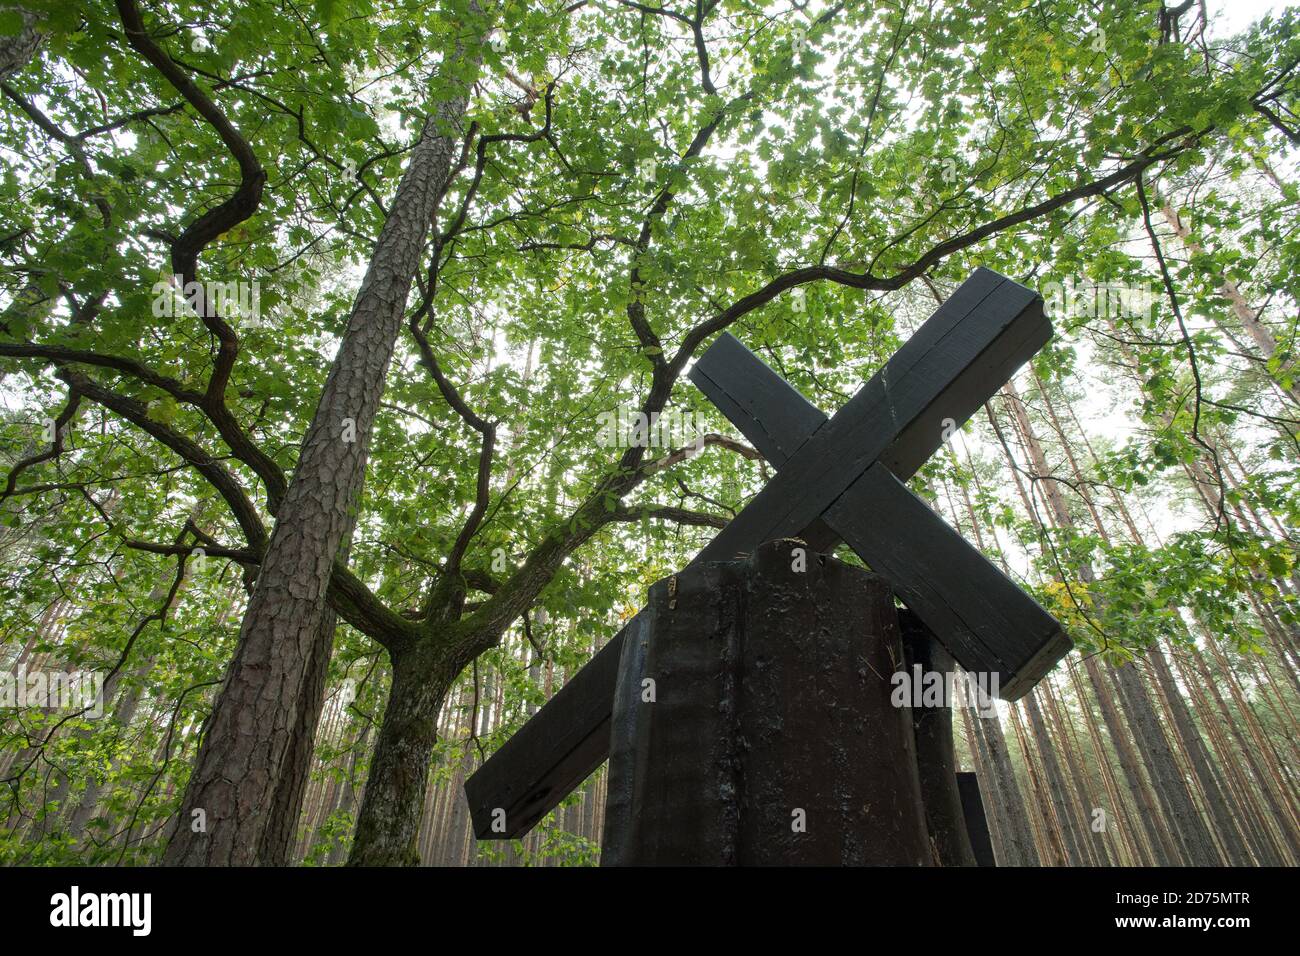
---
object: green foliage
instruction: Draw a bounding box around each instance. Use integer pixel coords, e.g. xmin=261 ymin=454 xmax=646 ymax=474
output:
xmin=0 ymin=0 xmax=1296 ymax=864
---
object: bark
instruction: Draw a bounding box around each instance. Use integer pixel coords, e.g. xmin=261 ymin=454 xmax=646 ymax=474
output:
xmin=163 ymin=27 xmax=483 ymax=865
xmin=1065 ymin=659 xmax=1148 ymax=865
xmin=1082 ymin=657 xmax=1178 ymax=865
xmin=962 ymin=683 xmax=1040 ymax=865
xmin=1041 ymin=677 xmax=1111 ymax=865
xmin=346 ymin=637 xmax=467 ymax=866
xmin=1008 ymin=703 xmax=1065 ymax=865
xmin=950 ymin=451 xmax=1044 ymax=865
xmin=1186 ymin=637 xmax=1300 ymax=863
xmin=1147 ymin=643 xmax=1253 ymax=865
xmin=1022 ymin=692 xmax=1088 ymax=865
xmin=0 ymin=6 xmax=42 ymax=79
xmin=1108 ymin=661 xmax=1222 ymax=865
xmin=1170 ymin=644 xmax=1284 ymax=865
xmin=259 ymin=601 xmax=339 ymax=864
xmin=1159 ymin=202 xmax=1300 ymax=406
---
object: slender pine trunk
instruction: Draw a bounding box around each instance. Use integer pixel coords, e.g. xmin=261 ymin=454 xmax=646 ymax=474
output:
xmin=163 ymin=31 xmax=482 ymax=865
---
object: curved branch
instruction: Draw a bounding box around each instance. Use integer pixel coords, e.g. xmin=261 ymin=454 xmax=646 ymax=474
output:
xmin=115 ymin=0 xmax=267 ymax=403
xmin=0 ymin=383 xmax=81 ymax=504
xmin=58 ymin=366 xmax=269 ymax=552
xmin=611 ymin=502 xmax=726 ymax=528
xmin=673 ymin=124 xmax=1208 ymax=369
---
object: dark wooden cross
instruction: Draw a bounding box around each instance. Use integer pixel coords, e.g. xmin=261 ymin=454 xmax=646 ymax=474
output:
xmin=466 ymin=268 xmax=1072 ymax=841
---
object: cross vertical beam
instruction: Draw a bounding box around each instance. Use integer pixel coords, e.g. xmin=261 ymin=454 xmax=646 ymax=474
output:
xmin=465 ymin=269 xmax=1070 ymax=841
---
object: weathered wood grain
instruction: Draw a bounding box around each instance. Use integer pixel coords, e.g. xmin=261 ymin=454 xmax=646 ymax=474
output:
xmin=466 ymin=269 xmax=1067 ymax=840
xmin=603 ymin=541 xmax=931 ymax=865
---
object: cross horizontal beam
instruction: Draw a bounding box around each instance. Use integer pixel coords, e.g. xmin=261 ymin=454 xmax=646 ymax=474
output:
xmin=465 ymin=268 xmax=1066 ymax=840
xmin=692 ymin=269 xmax=1046 ymax=564
xmin=690 ymin=329 xmax=1070 ymax=696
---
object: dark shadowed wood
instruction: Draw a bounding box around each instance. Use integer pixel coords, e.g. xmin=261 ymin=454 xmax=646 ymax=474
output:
xmin=829 ymin=465 xmax=1069 ymax=698
xmin=467 ymin=268 xmax=1068 ymax=840
xmin=603 ymin=541 xmax=931 ymax=865
xmin=686 ymin=330 xmax=828 ymax=467
xmin=691 ymin=300 xmax=1070 ymax=698
xmin=693 ymin=270 xmax=1040 ymax=565
xmin=958 ymin=772 xmax=997 ymax=867
xmin=901 ymin=610 xmax=977 ymax=867
xmin=463 ymin=625 xmax=624 ymax=839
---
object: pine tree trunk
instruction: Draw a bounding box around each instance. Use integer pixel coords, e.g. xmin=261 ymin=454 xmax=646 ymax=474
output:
xmin=259 ymin=612 xmax=338 ymax=865
xmin=947 ymin=450 xmax=1043 ymax=865
xmin=1146 ymin=643 xmax=1253 ymax=864
xmin=1065 ymin=659 xmax=1148 ymax=865
xmin=1041 ymin=677 xmax=1111 ymax=864
xmin=1022 ymin=693 xmax=1089 ymax=865
xmin=1008 ymin=703 xmax=1065 ymax=865
xmin=1170 ymin=644 xmax=1284 ymax=865
xmin=1083 ymin=657 xmax=1179 ymax=864
xmin=1036 ymin=378 xmax=1262 ymax=866
xmin=0 ymin=5 xmax=42 ymax=79
xmin=1159 ymin=202 xmax=1300 ymax=406
xmin=1107 ymin=662 xmax=1222 ymax=865
xmin=323 ymin=723 xmax=369 ymax=868
xmin=962 ymin=688 xmax=1040 ymax=865
xmin=163 ymin=35 xmax=482 ymax=865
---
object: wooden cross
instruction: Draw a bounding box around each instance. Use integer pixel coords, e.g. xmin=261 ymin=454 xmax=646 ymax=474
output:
xmin=466 ymin=268 xmax=1071 ymax=840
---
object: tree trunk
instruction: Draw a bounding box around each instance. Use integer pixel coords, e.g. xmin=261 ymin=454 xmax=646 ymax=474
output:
xmin=1064 ymin=659 xmax=1148 ymax=865
xmin=163 ymin=30 xmax=482 ymax=865
xmin=346 ymin=640 xmax=463 ymax=866
xmin=1041 ymin=677 xmax=1111 ymax=864
xmin=902 ymin=613 xmax=978 ymax=866
xmin=1007 ymin=703 xmax=1065 ymax=865
xmin=1146 ymin=643 xmax=1253 ymax=865
xmin=1159 ymin=202 xmax=1300 ymax=406
xmin=1107 ymin=661 xmax=1222 ymax=865
xmin=0 ymin=5 xmax=42 ymax=79
xmin=1021 ymin=692 xmax=1088 ymax=865
xmin=255 ymin=611 xmax=338 ymax=865
xmin=1082 ymin=657 xmax=1179 ymax=864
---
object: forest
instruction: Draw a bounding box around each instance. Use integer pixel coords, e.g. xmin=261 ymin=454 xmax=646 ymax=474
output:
xmin=0 ymin=0 xmax=1296 ymax=868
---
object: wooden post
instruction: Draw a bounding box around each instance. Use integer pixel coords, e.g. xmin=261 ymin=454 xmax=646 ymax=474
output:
xmin=901 ymin=609 xmax=979 ymax=866
xmin=958 ymin=773 xmax=997 ymax=867
xmin=602 ymin=540 xmax=931 ymax=866
xmin=467 ymin=270 xmax=1070 ymax=842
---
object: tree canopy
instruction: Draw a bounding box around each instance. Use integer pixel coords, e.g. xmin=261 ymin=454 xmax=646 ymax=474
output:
xmin=0 ymin=0 xmax=1296 ymax=866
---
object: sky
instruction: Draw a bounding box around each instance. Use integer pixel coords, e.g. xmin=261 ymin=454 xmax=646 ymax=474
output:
xmin=1210 ymin=0 xmax=1287 ymax=34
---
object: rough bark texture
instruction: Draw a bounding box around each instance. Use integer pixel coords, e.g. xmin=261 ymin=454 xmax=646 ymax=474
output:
xmin=257 ymin=610 xmax=337 ymax=865
xmin=1022 ymin=693 xmax=1087 ymax=866
xmin=163 ymin=45 xmax=479 ymax=865
xmin=0 ymin=6 xmax=42 ymax=79
xmin=1147 ymin=642 xmax=1253 ymax=865
xmin=902 ymin=611 xmax=978 ymax=866
xmin=1108 ymin=661 xmax=1223 ymax=866
xmin=346 ymin=639 xmax=461 ymax=866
